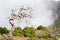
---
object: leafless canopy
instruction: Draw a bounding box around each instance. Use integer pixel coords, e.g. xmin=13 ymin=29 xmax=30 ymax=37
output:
xmin=9 ymin=5 xmax=32 ymax=20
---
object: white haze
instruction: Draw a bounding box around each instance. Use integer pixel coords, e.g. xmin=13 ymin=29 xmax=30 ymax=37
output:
xmin=0 ymin=0 xmax=57 ymax=29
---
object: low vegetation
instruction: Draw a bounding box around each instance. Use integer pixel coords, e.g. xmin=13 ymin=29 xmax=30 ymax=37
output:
xmin=0 ymin=27 xmax=9 ymax=35
xmin=23 ymin=27 xmax=35 ymax=38
xmin=0 ymin=25 xmax=60 ymax=40
xmin=13 ymin=27 xmax=22 ymax=36
xmin=37 ymin=25 xmax=48 ymax=31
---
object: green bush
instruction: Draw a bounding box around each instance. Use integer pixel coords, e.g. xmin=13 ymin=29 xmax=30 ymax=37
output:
xmin=13 ymin=27 xmax=22 ymax=36
xmin=42 ymin=34 xmax=48 ymax=39
xmin=57 ymin=34 xmax=60 ymax=38
xmin=23 ymin=27 xmax=35 ymax=38
xmin=53 ymin=37 xmax=58 ymax=40
xmin=0 ymin=27 xmax=9 ymax=35
xmin=37 ymin=25 xmax=44 ymax=30
xmin=47 ymin=33 xmax=52 ymax=38
xmin=39 ymin=34 xmax=49 ymax=39
xmin=37 ymin=25 xmax=48 ymax=31
xmin=23 ymin=27 xmax=30 ymax=37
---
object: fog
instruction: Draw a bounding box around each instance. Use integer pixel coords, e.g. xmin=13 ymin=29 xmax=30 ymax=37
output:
xmin=0 ymin=0 xmax=57 ymax=29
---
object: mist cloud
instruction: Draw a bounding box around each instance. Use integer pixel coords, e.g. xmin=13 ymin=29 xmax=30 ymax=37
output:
xmin=0 ymin=0 xmax=55 ymax=29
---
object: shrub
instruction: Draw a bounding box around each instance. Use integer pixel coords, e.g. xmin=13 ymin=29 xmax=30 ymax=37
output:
xmin=42 ymin=34 xmax=48 ymax=39
xmin=13 ymin=27 xmax=22 ymax=36
xmin=37 ymin=25 xmax=48 ymax=31
xmin=53 ymin=37 xmax=58 ymax=40
xmin=47 ymin=33 xmax=52 ymax=38
xmin=56 ymin=34 xmax=60 ymax=38
xmin=39 ymin=34 xmax=49 ymax=39
xmin=23 ymin=27 xmax=35 ymax=38
xmin=0 ymin=27 xmax=9 ymax=35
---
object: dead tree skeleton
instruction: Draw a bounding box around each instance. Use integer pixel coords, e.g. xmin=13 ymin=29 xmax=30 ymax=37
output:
xmin=8 ymin=6 xmax=32 ymax=40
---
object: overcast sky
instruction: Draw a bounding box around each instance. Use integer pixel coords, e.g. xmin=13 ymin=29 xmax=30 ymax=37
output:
xmin=0 ymin=0 xmax=57 ymax=29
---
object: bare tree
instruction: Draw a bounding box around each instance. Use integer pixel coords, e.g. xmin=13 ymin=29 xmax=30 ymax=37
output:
xmin=8 ymin=5 xmax=32 ymax=40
